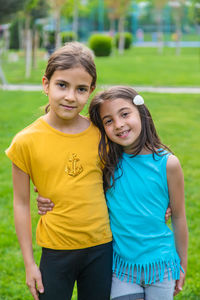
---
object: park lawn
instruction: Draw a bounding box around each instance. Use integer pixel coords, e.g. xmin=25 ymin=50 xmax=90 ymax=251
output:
xmin=2 ymin=47 xmax=200 ymax=87
xmin=0 ymin=90 xmax=200 ymax=299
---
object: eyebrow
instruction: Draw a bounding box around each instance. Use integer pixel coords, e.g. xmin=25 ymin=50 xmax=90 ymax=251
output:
xmin=102 ymin=107 xmax=131 ymax=121
xmin=55 ymin=79 xmax=90 ymax=88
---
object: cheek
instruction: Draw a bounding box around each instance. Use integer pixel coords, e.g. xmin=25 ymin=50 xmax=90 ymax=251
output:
xmin=133 ymin=118 xmax=142 ymax=133
xmin=104 ymin=126 xmax=113 ymax=139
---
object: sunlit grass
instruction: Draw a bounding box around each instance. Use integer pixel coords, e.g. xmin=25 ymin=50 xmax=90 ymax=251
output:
xmin=2 ymin=47 xmax=200 ymax=86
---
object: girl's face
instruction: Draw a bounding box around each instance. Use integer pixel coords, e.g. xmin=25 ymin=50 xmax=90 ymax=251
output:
xmin=43 ymin=67 xmax=94 ymax=125
xmin=100 ymin=98 xmax=142 ymax=154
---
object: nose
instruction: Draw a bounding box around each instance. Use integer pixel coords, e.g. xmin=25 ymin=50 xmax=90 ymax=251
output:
xmin=64 ymin=88 xmax=75 ymax=101
xmin=114 ymin=118 xmax=124 ymax=129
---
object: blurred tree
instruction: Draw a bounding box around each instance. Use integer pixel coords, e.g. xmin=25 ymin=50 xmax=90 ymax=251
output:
xmin=61 ymin=0 xmax=99 ymax=40
xmin=169 ymin=0 xmax=185 ymax=55
xmin=23 ymin=0 xmax=49 ymax=77
xmin=31 ymin=0 xmax=49 ymax=68
xmin=23 ymin=0 xmax=40 ymax=78
xmin=189 ymin=0 xmax=200 ymax=28
xmin=151 ymin=0 xmax=168 ymax=53
xmin=0 ymin=0 xmax=26 ymax=85
xmin=105 ymin=0 xmax=131 ymax=54
xmin=49 ymin=0 xmax=67 ymax=49
xmin=0 ymin=0 xmax=26 ymax=24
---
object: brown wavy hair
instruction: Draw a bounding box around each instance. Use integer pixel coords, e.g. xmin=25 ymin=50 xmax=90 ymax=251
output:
xmin=89 ymin=86 xmax=172 ymax=191
xmin=44 ymin=42 xmax=97 ymax=113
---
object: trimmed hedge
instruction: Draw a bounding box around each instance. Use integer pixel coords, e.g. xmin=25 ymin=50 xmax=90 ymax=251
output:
xmin=115 ymin=32 xmax=133 ymax=49
xmin=61 ymin=31 xmax=77 ymax=44
xmin=89 ymin=34 xmax=112 ymax=57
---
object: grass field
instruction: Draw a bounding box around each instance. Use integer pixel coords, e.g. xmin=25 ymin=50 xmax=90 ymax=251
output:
xmin=0 ymin=90 xmax=199 ymax=299
xmin=2 ymin=47 xmax=200 ymax=87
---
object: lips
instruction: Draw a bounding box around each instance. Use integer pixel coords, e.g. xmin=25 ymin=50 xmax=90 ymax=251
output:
xmin=61 ymin=104 xmax=76 ymax=110
xmin=116 ymin=130 xmax=130 ymax=138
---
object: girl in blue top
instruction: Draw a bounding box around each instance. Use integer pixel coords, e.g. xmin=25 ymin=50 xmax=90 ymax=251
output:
xmin=89 ymin=86 xmax=188 ymax=300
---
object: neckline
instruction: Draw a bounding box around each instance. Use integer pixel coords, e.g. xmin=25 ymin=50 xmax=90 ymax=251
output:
xmin=39 ymin=116 xmax=92 ymax=137
xmin=123 ymin=152 xmax=153 ymax=158
xmin=123 ymin=149 xmax=164 ymax=158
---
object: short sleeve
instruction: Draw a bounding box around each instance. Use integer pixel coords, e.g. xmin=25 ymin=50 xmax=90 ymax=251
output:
xmin=5 ymin=134 xmax=30 ymax=174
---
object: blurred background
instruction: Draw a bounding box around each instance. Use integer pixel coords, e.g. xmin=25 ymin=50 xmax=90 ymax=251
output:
xmin=0 ymin=0 xmax=199 ymax=84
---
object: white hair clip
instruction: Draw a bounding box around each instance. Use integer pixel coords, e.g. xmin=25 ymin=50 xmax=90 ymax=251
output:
xmin=133 ymin=95 xmax=144 ymax=106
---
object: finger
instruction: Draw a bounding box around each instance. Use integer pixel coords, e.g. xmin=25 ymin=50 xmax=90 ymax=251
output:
xmin=166 ymin=209 xmax=171 ymax=217
xmin=34 ymin=186 xmax=38 ymax=193
xmin=165 ymin=214 xmax=170 ymax=222
xmin=173 ymin=279 xmax=183 ymax=296
xmin=37 ymin=196 xmax=52 ymax=204
xmin=27 ymin=282 xmax=39 ymax=300
xmin=36 ymin=276 xmax=44 ymax=294
xmin=38 ymin=202 xmax=54 ymax=208
xmin=38 ymin=207 xmax=52 ymax=214
xmin=38 ymin=210 xmax=47 ymax=215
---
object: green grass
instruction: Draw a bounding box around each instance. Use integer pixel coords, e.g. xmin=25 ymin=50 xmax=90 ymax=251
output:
xmin=2 ymin=47 xmax=200 ymax=86
xmin=143 ymin=33 xmax=200 ymax=42
xmin=0 ymin=90 xmax=200 ymax=299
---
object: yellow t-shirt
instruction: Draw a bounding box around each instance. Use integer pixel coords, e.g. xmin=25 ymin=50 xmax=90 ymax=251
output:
xmin=6 ymin=117 xmax=112 ymax=250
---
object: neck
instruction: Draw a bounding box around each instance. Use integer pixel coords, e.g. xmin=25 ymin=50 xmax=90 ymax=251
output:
xmin=124 ymin=146 xmax=152 ymax=155
xmin=43 ymin=113 xmax=90 ymax=134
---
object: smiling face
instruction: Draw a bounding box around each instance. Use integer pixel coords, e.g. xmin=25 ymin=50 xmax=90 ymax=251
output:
xmin=99 ymin=98 xmax=142 ymax=153
xmin=43 ymin=66 xmax=94 ymax=126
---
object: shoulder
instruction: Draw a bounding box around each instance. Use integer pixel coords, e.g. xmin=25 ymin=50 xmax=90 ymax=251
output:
xmin=9 ymin=118 xmax=43 ymax=145
xmin=89 ymin=122 xmax=101 ymax=137
xmin=167 ymin=155 xmax=181 ymax=171
xmin=167 ymin=155 xmax=183 ymax=180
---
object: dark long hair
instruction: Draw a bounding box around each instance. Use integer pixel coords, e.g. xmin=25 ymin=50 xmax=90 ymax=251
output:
xmin=89 ymin=86 xmax=172 ymax=191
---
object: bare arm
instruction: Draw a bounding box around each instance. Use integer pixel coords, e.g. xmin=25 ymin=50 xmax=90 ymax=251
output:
xmin=12 ymin=163 xmax=44 ymax=299
xmin=167 ymin=155 xmax=188 ymax=296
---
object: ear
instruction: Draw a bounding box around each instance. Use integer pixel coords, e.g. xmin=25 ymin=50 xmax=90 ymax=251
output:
xmin=42 ymin=76 xmax=49 ymax=95
xmin=89 ymin=85 xmax=95 ymax=95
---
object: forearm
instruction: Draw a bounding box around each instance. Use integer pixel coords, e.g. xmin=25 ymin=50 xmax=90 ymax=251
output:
xmin=172 ymin=215 xmax=188 ymax=271
xmin=14 ymin=200 xmax=35 ymax=268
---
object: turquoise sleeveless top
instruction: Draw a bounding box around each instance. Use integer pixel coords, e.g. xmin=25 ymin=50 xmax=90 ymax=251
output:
xmin=106 ymin=151 xmax=181 ymax=284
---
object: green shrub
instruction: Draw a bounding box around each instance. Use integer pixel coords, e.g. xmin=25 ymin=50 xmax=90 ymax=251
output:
xmin=48 ymin=31 xmax=55 ymax=46
xmin=89 ymin=34 xmax=113 ymax=57
xmin=9 ymin=19 xmax=20 ymax=49
xmin=61 ymin=31 xmax=77 ymax=44
xmin=115 ymin=32 xmax=133 ymax=49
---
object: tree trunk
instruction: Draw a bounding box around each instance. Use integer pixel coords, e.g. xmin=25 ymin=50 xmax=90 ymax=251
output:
xmin=25 ymin=29 xmax=32 ymax=78
xmin=55 ymin=8 xmax=61 ymax=49
xmin=156 ymin=10 xmax=163 ymax=54
xmin=25 ymin=14 xmax=32 ymax=79
xmin=175 ymin=28 xmax=181 ymax=56
xmin=175 ymin=12 xmax=181 ymax=56
xmin=109 ymin=18 xmax=115 ymax=36
xmin=72 ymin=0 xmax=78 ymax=39
xmin=0 ymin=49 xmax=7 ymax=85
xmin=4 ymin=27 xmax=10 ymax=51
xmin=18 ymin=18 xmax=23 ymax=50
xmin=118 ymin=16 xmax=125 ymax=54
xmin=32 ymin=28 xmax=39 ymax=69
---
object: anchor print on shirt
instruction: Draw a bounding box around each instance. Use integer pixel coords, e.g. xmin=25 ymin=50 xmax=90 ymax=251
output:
xmin=65 ymin=153 xmax=83 ymax=177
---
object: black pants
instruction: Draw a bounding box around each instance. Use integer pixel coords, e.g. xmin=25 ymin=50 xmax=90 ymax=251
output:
xmin=39 ymin=242 xmax=113 ymax=300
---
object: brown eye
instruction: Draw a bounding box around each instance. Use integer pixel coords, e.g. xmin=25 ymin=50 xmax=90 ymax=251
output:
xmin=104 ymin=119 xmax=112 ymax=126
xmin=57 ymin=83 xmax=66 ymax=88
xmin=78 ymin=87 xmax=88 ymax=93
xmin=122 ymin=112 xmax=129 ymax=118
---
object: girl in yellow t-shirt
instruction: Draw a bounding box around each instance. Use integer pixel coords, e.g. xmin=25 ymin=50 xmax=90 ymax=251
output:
xmin=6 ymin=42 xmax=112 ymax=300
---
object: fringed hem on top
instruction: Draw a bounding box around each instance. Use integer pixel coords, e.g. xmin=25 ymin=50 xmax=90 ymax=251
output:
xmin=113 ymin=251 xmax=181 ymax=285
